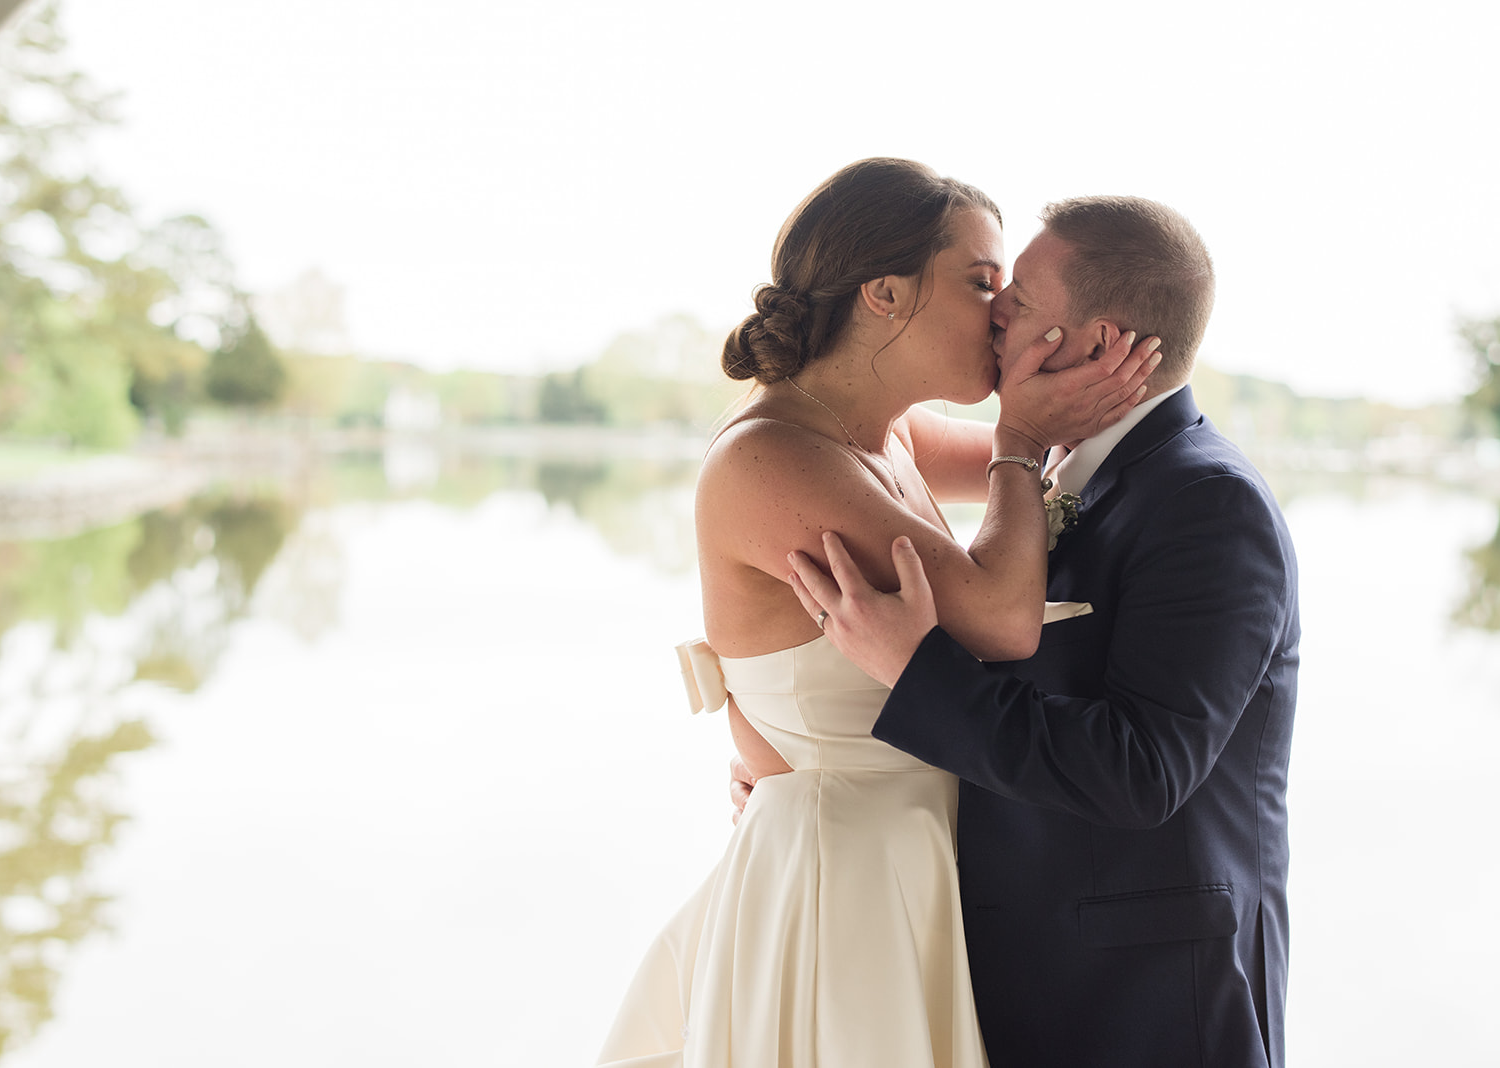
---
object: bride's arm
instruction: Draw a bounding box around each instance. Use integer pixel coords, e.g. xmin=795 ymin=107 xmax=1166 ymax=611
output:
xmin=701 ymin=418 xmax=1040 ymax=661
xmin=700 ymin=343 xmax=1151 ymax=662
xmin=896 ymin=404 xmax=993 ymax=504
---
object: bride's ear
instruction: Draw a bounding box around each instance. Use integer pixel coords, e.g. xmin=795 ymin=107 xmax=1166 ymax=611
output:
xmin=859 ymin=277 xmax=904 ymax=321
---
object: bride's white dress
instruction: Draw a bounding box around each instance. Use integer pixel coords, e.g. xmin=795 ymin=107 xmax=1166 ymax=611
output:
xmin=596 ymin=633 xmax=989 ymax=1067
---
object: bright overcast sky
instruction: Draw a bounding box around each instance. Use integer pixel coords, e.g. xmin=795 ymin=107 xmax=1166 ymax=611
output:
xmin=35 ymin=0 xmax=1500 ymax=404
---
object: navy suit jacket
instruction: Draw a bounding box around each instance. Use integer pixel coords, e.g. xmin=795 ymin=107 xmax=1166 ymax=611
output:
xmin=875 ymin=387 xmax=1299 ymax=1068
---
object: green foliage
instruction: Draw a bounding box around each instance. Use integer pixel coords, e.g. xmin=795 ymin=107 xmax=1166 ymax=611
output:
xmin=1 ymin=286 xmax=139 ymax=447
xmin=0 ymin=4 xmax=139 ymax=445
xmin=0 ymin=5 xmax=249 ymax=442
xmin=202 ymin=494 xmax=294 ymax=610
xmin=205 ymin=317 xmax=286 ymax=409
xmin=0 ymin=519 xmax=140 ymax=642
xmin=1455 ymin=511 xmax=1500 ymax=632
xmin=538 ymin=367 xmax=607 ymax=424
xmin=585 ymin=315 xmax=745 ymax=428
xmin=0 ymin=489 xmax=299 ymax=652
xmin=0 ymin=717 xmax=155 ymax=1056
xmin=433 ymin=369 xmax=516 ymax=426
xmin=1458 ymin=315 xmax=1500 ymax=436
xmin=123 ymin=213 xmax=243 ymax=432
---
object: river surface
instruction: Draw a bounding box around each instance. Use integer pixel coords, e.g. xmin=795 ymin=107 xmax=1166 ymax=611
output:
xmin=0 ymin=444 xmax=1497 ymax=1066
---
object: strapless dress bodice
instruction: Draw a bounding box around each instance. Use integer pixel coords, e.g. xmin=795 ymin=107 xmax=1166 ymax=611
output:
xmin=719 ymin=634 xmax=935 ymax=774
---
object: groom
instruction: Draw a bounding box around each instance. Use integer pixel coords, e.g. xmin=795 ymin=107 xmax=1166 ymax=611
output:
xmin=787 ymin=197 xmax=1299 ymax=1067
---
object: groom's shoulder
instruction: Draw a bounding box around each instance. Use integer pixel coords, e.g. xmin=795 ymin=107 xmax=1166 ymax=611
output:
xmin=1141 ymin=414 xmax=1282 ymax=511
xmin=1162 ymin=418 xmax=1293 ymax=535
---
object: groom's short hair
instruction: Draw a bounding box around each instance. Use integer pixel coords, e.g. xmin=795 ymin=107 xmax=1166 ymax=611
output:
xmin=1042 ymin=196 xmax=1214 ymax=386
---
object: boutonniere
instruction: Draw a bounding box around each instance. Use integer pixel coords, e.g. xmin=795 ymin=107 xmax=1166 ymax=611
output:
xmin=1044 ymin=484 xmax=1082 ymax=551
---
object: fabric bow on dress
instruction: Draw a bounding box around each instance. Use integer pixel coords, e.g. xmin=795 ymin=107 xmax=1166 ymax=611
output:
xmin=676 ymin=639 xmax=727 ymax=714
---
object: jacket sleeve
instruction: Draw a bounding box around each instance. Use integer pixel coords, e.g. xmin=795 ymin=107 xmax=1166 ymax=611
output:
xmin=872 ymin=471 xmax=1296 ymax=829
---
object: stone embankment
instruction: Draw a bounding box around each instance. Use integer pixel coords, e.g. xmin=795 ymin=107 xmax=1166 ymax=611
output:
xmin=0 ymin=431 xmax=315 ymax=541
xmin=0 ymin=454 xmax=208 ymax=541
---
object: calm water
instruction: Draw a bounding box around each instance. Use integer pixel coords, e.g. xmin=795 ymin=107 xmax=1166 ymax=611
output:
xmin=0 ymin=444 xmax=1497 ymax=1067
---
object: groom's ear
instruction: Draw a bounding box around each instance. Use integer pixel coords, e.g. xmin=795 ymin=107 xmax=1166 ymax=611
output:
xmin=1086 ymin=320 xmax=1123 ymax=359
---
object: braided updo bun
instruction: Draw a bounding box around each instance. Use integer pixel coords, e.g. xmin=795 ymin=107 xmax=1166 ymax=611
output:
xmin=722 ymin=285 xmax=809 ymax=383
xmin=721 ymin=158 xmax=1001 ymax=385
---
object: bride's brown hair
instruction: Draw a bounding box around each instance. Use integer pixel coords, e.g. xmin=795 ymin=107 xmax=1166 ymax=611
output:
xmin=722 ymin=158 xmax=1001 ymax=384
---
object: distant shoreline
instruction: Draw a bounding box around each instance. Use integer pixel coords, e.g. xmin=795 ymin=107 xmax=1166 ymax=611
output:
xmin=0 ymin=425 xmax=711 ymax=540
xmin=2 ymin=423 xmax=1495 ymax=542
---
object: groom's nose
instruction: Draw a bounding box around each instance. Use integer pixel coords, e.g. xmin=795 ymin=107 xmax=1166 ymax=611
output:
xmin=991 ymin=288 xmax=1013 ymax=330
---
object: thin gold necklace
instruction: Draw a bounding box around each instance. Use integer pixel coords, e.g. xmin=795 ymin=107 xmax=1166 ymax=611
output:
xmin=785 ymin=377 xmax=904 ymax=499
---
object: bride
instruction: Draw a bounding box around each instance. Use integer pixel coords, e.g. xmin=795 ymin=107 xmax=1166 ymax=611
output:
xmin=597 ymin=158 xmax=1159 ymax=1067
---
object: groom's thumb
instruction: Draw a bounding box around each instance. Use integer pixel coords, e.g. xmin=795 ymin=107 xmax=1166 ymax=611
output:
xmin=891 ymin=536 xmax=931 ymax=600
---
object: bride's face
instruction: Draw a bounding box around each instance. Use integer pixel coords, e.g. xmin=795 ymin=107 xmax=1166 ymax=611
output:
xmin=897 ymin=209 xmax=1006 ymax=404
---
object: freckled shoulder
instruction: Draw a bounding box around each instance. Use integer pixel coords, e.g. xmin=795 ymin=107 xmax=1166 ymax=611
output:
xmin=696 ymin=416 xmax=879 ymax=576
xmin=698 ymin=416 xmax=856 ymax=502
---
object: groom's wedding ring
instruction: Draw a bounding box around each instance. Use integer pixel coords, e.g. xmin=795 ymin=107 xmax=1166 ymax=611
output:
xmin=816 ymin=610 xmax=829 ymax=630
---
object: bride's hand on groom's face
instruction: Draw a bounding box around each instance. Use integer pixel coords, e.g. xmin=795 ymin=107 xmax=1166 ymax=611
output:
xmin=786 ymin=532 xmax=937 ymax=689
xmin=997 ymin=327 xmax=1162 ymax=450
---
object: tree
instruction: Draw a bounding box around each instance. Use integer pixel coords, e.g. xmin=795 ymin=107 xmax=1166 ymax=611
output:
xmin=122 ymin=213 xmax=244 ymax=432
xmin=204 ymin=316 xmax=286 ymax=410
xmin=1459 ymin=315 xmax=1500 ymax=436
xmin=537 ymin=367 xmax=606 ymax=424
xmin=582 ymin=315 xmax=741 ymax=427
xmin=0 ymin=5 xmax=244 ymax=443
xmin=0 ymin=3 xmax=140 ymax=445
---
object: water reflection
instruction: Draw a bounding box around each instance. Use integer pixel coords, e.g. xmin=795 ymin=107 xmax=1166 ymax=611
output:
xmin=0 ymin=488 xmax=300 ymax=1054
xmin=0 ymin=493 xmax=299 ymax=665
xmin=533 ymin=458 xmax=699 ymax=573
xmin=0 ymin=448 xmax=702 ymax=1060
xmin=0 ymin=445 xmax=1494 ymax=1065
xmin=0 ymin=717 xmax=154 ymax=1058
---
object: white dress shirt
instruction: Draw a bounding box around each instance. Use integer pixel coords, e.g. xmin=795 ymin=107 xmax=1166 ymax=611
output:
xmin=1047 ymin=385 xmax=1186 ymax=497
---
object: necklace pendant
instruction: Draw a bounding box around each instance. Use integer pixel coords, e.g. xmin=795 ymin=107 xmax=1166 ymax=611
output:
xmin=895 ymin=479 xmax=905 ymax=498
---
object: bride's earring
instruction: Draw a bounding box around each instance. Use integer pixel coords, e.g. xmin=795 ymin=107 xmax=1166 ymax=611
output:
xmin=887 ymin=312 xmax=895 ymax=320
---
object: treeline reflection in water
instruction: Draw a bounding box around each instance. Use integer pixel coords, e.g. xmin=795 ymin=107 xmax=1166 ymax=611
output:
xmin=0 ymin=445 xmax=1496 ymax=1064
xmin=0 ymin=448 xmax=705 ymax=1060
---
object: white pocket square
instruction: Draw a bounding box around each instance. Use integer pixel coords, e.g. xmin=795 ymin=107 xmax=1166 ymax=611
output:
xmin=1043 ymin=600 xmax=1093 ymax=623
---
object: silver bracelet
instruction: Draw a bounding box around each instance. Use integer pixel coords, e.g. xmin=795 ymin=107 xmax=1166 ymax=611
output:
xmin=986 ymin=455 xmax=1041 ymax=480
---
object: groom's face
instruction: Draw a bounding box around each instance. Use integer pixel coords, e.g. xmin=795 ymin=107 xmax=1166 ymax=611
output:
xmin=991 ymin=229 xmax=1093 ymax=373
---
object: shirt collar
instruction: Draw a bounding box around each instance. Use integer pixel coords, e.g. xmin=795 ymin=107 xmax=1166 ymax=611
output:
xmin=1049 ymin=384 xmax=1186 ymax=496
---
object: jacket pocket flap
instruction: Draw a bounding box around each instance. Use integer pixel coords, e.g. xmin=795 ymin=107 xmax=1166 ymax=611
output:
xmin=1078 ymin=884 xmax=1237 ymax=948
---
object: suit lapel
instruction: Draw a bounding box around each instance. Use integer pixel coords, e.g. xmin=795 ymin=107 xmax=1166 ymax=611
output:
xmin=1036 ymin=388 xmax=1207 ymax=674
xmin=1078 ymin=385 xmax=1205 ymax=509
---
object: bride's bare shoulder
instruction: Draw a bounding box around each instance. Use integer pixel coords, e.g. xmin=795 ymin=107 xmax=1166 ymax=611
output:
xmin=699 ymin=415 xmax=845 ymax=494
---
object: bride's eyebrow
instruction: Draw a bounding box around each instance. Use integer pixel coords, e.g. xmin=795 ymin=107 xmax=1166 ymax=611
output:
xmin=967 ymin=258 xmax=1003 ymax=272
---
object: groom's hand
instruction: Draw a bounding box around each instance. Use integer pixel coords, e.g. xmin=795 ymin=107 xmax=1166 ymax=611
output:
xmin=787 ymin=532 xmax=938 ymax=688
xmin=729 ymin=755 xmax=755 ymax=824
